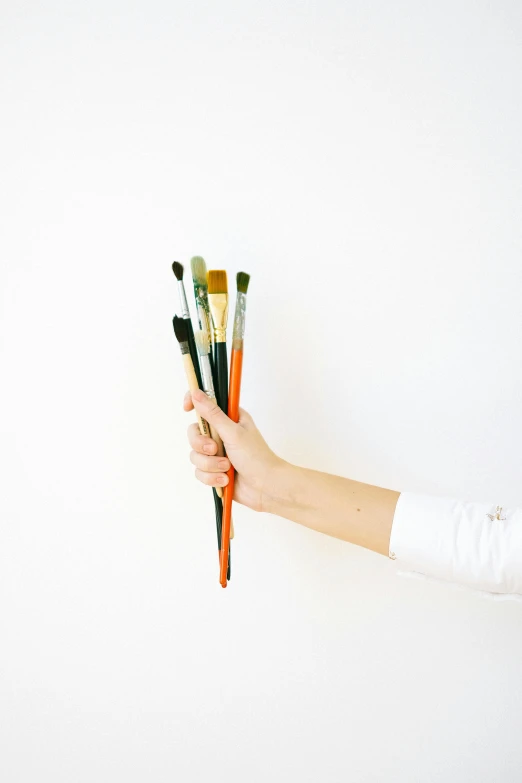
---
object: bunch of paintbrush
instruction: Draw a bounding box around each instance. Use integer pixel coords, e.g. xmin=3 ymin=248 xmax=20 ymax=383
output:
xmin=171 ymin=256 xmax=251 ymax=588
xmin=191 ymin=258 xmax=232 ymax=580
xmin=172 ymin=262 xmax=229 ymax=581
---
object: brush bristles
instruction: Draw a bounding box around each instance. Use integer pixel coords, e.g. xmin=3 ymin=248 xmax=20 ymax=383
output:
xmin=191 ymin=256 xmax=207 ymax=288
xmin=208 ymin=270 xmax=228 ymax=295
xmin=172 ymin=261 xmax=184 ymax=281
xmin=172 ymin=315 xmax=189 ymax=351
xmin=194 ymin=329 xmax=210 ymax=357
xmin=236 ymin=272 xmax=250 ymax=294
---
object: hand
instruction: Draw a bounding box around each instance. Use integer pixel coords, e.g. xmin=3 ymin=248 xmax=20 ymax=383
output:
xmin=184 ymin=388 xmax=283 ymax=512
xmin=183 ymin=391 xmax=397 ymax=557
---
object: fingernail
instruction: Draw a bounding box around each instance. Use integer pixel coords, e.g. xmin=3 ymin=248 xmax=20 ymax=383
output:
xmin=218 ymin=475 xmax=227 ymax=486
xmin=192 ymin=389 xmax=206 ymax=403
xmin=204 ymin=444 xmax=214 ymax=454
xmin=219 ymin=460 xmax=229 ymax=470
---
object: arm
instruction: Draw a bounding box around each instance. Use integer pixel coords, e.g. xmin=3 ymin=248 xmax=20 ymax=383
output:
xmin=185 ymin=390 xmax=522 ymax=598
xmin=185 ymin=389 xmax=399 ymax=557
xmin=263 ymin=462 xmax=400 ymax=557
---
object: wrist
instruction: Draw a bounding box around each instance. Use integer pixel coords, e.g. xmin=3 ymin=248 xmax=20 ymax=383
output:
xmin=260 ymin=458 xmax=303 ymax=516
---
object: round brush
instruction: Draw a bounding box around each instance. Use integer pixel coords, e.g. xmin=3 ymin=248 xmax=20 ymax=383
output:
xmin=172 ymin=262 xmax=202 ymax=389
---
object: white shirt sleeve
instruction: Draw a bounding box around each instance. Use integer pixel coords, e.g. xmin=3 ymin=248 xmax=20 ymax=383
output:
xmin=389 ymin=492 xmax=522 ymax=601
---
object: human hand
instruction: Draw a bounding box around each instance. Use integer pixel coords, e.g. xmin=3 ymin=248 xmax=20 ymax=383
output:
xmin=184 ymin=389 xmax=283 ymax=512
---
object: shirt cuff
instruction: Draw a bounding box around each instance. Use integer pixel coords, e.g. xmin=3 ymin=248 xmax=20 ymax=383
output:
xmin=389 ymin=491 xmax=522 ymax=598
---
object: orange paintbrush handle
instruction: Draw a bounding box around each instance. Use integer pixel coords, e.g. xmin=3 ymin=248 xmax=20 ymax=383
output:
xmin=219 ymin=348 xmax=243 ymax=587
xmin=220 ymin=470 xmax=235 ymax=585
xmin=228 ymin=348 xmax=243 ymax=421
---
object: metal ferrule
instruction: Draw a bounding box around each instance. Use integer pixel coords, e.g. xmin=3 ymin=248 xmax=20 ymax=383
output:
xmin=199 ymin=354 xmax=215 ymax=396
xmin=177 ymin=280 xmax=190 ymax=319
xmin=232 ymin=291 xmax=247 ymax=344
xmin=196 ymin=299 xmax=213 ymax=344
xmin=208 ymin=293 xmax=228 ymax=342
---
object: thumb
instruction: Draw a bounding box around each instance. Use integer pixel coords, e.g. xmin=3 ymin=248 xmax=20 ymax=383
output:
xmin=191 ymin=389 xmax=239 ymax=443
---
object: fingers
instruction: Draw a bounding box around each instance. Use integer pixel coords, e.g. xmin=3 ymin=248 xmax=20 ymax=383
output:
xmin=194 ymin=468 xmax=229 ymax=488
xmin=190 ymin=450 xmax=231 ymax=474
xmin=183 ymin=391 xmax=194 ymax=412
xmin=187 ymin=417 xmax=230 ymax=487
xmin=191 ymin=389 xmax=240 ymax=443
xmin=187 ymin=422 xmax=218 ymax=455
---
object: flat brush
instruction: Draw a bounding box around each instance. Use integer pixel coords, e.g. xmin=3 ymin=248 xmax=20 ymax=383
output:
xmin=172 ymin=262 xmax=202 ymax=389
xmin=220 ymin=271 xmax=250 ymax=587
xmin=207 ymin=270 xmax=229 ymax=414
xmin=195 ymin=330 xmax=235 ymax=541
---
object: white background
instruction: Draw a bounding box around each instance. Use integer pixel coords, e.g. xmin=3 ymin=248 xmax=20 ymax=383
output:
xmin=1 ymin=1 xmax=522 ymax=781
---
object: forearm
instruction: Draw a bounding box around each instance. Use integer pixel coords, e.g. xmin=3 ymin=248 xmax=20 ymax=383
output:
xmin=262 ymin=460 xmax=400 ymax=556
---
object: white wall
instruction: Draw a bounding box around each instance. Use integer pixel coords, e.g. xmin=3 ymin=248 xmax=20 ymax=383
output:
xmin=1 ymin=1 xmax=522 ymax=781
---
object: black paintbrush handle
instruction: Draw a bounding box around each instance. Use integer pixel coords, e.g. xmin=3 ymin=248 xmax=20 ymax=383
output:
xmin=215 ymin=341 xmax=229 ymax=414
xmin=209 ymin=350 xmax=217 ymax=393
xmin=213 ymin=340 xmax=231 ymax=580
xmin=185 ymin=317 xmax=203 ymax=389
xmin=213 ymin=488 xmax=222 ymax=547
xmin=212 ymin=489 xmax=231 ymax=579
xmin=186 ymin=321 xmax=227 ymax=576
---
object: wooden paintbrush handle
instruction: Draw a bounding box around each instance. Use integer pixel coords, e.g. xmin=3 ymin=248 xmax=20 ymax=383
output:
xmin=182 ymin=354 xmax=210 ymax=438
xmin=209 ymin=422 xmax=224 ymax=457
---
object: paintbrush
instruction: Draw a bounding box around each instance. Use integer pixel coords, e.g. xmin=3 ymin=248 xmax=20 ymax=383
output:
xmin=195 ymin=331 xmax=233 ymax=581
xmin=219 ymin=271 xmax=250 ymax=587
xmin=172 ymin=316 xmax=210 ymax=438
xmin=173 ymin=315 xmax=227 ymax=573
xmin=195 ymin=329 xmax=235 ymax=542
xmin=172 ymin=262 xmax=202 ymax=389
xmin=207 ymin=270 xmax=229 ymax=414
xmin=194 ymin=329 xmax=225 ymax=462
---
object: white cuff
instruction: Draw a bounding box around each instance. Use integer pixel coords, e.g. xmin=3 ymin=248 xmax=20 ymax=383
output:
xmin=389 ymin=492 xmax=522 ymax=599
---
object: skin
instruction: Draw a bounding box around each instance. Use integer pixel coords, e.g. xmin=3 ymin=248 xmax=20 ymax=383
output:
xmin=185 ymin=389 xmax=401 ymax=557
